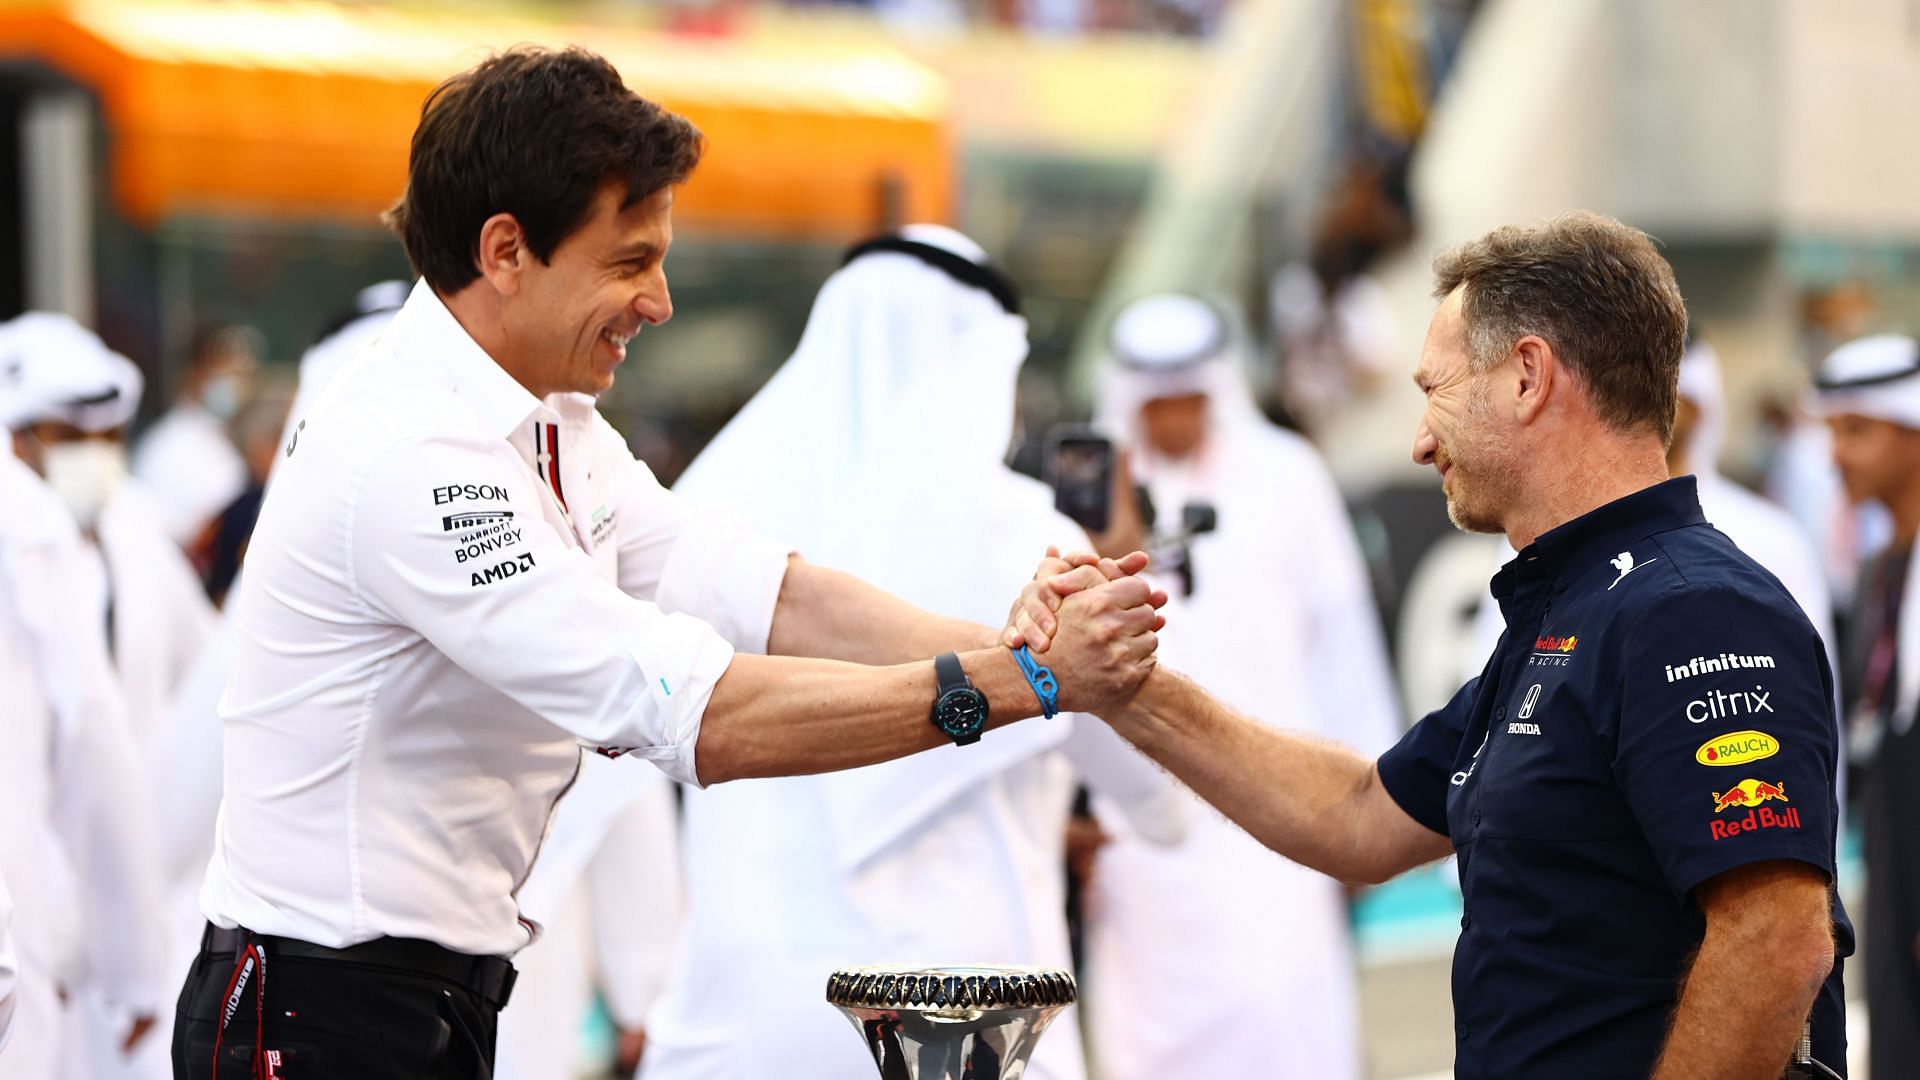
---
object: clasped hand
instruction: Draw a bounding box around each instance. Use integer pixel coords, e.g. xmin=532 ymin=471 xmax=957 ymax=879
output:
xmin=1000 ymin=547 xmax=1167 ymax=713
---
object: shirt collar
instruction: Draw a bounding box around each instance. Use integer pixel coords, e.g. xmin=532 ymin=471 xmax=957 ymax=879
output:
xmin=388 ymin=279 xmax=544 ymax=439
xmin=1491 ymin=475 xmax=1706 ymax=601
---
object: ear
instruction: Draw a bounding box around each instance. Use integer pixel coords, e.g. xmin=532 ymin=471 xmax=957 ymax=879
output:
xmin=1511 ymin=334 xmax=1555 ymax=425
xmin=475 ymin=213 xmax=530 ymax=296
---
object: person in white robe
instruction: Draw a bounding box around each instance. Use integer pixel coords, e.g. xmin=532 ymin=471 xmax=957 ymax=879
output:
xmin=131 ymin=324 xmax=256 ymax=547
xmin=497 ymin=753 xmax=684 ymax=1080
xmin=0 ymin=318 xmax=168 ymax=1080
xmin=640 ymin=225 xmax=1185 ymax=1080
xmin=1079 ymin=293 xmax=1402 ymax=1080
xmin=1814 ymin=333 xmax=1920 ymax=1079
xmin=2 ymin=313 xmax=204 ymax=1080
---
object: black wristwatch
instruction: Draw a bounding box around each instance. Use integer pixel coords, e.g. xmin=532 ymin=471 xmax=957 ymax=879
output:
xmin=929 ymin=652 xmax=989 ymax=746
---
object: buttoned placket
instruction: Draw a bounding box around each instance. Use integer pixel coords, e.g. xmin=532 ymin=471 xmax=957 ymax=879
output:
xmin=516 ymin=409 xmax=584 ymax=553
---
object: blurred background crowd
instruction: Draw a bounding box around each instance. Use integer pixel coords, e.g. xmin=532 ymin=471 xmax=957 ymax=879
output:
xmin=1 ymin=0 xmax=1917 ymax=1077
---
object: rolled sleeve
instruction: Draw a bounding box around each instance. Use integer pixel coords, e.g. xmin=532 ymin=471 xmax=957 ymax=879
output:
xmin=1378 ymin=675 xmax=1479 ymax=837
xmin=350 ymin=435 xmax=735 ymax=786
xmin=1613 ymin=586 xmax=1839 ymax=900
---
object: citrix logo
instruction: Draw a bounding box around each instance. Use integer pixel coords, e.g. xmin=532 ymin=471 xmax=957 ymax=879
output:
xmin=1686 ymin=685 xmax=1773 ymax=724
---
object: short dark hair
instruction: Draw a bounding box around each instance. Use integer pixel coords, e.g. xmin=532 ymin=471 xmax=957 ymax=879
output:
xmin=385 ymin=46 xmax=703 ymax=294
xmin=1432 ymin=211 xmax=1688 ymax=445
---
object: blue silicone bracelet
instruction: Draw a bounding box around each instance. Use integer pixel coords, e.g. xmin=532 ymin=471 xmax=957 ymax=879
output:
xmin=1013 ymin=646 xmax=1060 ymax=719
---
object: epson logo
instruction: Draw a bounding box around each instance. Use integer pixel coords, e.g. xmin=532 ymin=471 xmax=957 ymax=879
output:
xmin=433 ymin=483 xmax=510 ymax=506
xmin=1665 ymin=653 xmax=1775 ymax=683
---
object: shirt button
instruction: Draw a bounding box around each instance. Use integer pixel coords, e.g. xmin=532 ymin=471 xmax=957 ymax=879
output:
xmin=1456 ymin=1022 xmax=1470 ymax=1039
xmin=1471 ymin=810 xmax=1481 ymax=826
xmin=1495 ymin=706 xmax=1506 ymax=721
xmin=1460 ymin=913 xmax=1471 ymax=929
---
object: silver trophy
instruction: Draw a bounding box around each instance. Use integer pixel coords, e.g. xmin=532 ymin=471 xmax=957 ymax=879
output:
xmin=825 ymin=965 xmax=1076 ymax=1080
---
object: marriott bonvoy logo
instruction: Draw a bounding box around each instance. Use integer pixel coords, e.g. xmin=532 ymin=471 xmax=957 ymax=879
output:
xmin=1665 ymin=653 xmax=1776 ymax=683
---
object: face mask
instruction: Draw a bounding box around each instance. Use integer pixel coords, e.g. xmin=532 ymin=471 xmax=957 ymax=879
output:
xmin=201 ymin=372 xmax=244 ymax=420
xmin=41 ymin=440 xmax=127 ymax=531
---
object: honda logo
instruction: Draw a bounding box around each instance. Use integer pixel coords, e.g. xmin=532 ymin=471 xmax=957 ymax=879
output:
xmin=1518 ymin=683 xmax=1542 ymax=720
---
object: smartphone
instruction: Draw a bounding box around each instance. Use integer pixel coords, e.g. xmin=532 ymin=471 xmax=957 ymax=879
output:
xmin=1046 ymin=425 xmax=1114 ymax=533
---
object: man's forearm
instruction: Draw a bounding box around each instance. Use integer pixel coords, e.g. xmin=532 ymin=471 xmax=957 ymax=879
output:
xmin=766 ymin=559 xmax=994 ymax=664
xmin=694 ymin=647 xmax=1039 ymax=785
xmin=1106 ymin=667 xmax=1447 ymax=884
xmin=1651 ymin=868 xmax=1834 ymax=1080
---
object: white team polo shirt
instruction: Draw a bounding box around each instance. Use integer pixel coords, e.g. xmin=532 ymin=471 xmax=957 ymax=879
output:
xmin=200 ymin=281 xmax=788 ymax=956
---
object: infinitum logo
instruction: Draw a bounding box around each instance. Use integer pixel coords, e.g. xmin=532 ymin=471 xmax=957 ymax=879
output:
xmin=1665 ymin=653 xmax=1776 ymax=683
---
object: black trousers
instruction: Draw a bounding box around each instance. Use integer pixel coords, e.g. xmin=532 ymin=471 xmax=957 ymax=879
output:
xmin=171 ymin=929 xmax=504 ymax=1079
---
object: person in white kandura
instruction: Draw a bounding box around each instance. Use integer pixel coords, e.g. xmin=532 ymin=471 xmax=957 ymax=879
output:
xmin=0 ymin=870 xmax=15 ymax=1056
xmin=1 ymin=312 xmax=213 ymax=1080
xmin=0 ymin=316 xmax=168 ymax=1080
xmin=172 ymin=46 xmax=1164 ymax=1079
xmin=1076 ymin=293 xmax=1400 ymax=1080
xmin=642 ymin=225 xmax=1186 ymax=1080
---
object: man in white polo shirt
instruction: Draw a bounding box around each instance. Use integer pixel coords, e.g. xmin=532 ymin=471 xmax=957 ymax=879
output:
xmin=171 ymin=46 xmax=1164 ymax=1080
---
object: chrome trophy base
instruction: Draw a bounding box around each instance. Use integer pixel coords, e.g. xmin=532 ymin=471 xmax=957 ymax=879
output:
xmin=826 ymin=965 xmax=1076 ymax=1080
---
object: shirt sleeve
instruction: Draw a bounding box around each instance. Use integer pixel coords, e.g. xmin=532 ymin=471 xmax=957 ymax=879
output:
xmin=1377 ymin=674 xmax=1480 ymax=837
xmin=602 ymin=420 xmax=790 ymax=655
xmin=350 ymin=434 xmax=735 ymax=786
xmin=1613 ymin=584 xmax=1838 ymax=900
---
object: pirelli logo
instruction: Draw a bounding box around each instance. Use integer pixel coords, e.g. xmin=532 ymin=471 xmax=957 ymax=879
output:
xmin=442 ymin=510 xmax=514 ymax=532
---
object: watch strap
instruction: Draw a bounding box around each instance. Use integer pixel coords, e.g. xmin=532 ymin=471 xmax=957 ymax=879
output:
xmin=934 ymin=650 xmax=969 ymax=692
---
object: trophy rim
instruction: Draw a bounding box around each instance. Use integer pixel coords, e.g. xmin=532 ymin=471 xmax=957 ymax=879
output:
xmin=824 ymin=965 xmax=1077 ymax=1010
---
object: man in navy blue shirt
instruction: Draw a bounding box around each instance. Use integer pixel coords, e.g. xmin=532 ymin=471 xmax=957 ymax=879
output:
xmin=1023 ymin=212 xmax=1850 ymax=1078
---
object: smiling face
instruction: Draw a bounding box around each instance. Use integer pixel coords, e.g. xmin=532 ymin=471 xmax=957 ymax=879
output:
xmin=1411 ymin=288 xmax=1521 ymax=535
xmin=506 ymin=181 xmax=675 ymax=397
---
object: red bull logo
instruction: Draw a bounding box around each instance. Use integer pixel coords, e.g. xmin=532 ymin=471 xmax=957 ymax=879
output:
xmin=1710 ymin=778 xmax=1788 ymax=813
xmin=1709 ymin=779 xmax=1798 ymax=840
xmin=1533 ymin=635 xmax=1578 ymax=654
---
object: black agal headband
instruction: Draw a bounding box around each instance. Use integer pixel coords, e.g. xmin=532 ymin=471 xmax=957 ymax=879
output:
xmin=842 ymin=237 xmax=1022 ymax=316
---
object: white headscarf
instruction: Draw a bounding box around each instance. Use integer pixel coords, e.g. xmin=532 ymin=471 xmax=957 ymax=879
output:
xmin=675 ymin=224 xmax=1077 ymax=870
xmin=0 ymin=313 xmax=143 ymax=433
xmin=1815 ymin=333 xmax=1920 ymax=432
xmin=1093 ymin=292 xmax=1266 ymax=447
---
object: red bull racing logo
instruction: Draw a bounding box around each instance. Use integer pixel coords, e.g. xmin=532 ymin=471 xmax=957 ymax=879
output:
xmin=1530 ymin=634 xmax=1579 ymax=668
xmin=1708 ymin=778 xmax=1801 ymax=840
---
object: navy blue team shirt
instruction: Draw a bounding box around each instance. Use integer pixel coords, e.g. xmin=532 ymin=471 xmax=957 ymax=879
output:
xmin=1378 ymin=476 xmax=1852 ymax=1078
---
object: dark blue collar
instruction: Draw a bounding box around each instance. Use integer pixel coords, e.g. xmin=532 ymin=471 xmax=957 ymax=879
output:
xmin=1491 ymin=476 xmax=1707 ymax=602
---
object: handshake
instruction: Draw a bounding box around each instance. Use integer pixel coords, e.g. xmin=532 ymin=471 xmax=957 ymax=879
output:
xmin=996 ymin=547 xmax=1169 ymax=716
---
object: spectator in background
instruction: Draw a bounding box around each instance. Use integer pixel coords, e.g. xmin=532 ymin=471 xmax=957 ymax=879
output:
xmin=1269 ymin=157 xmax=1412 ymax=436
xmin=1815 ymin=334 xmax=1920 ymax=1080
xmin=132 ymin=323 xmax=258 ymax=547
xmin=3 ymin=314 xmax=204 ymax=1080
xmin=1768 ymin=282 xmax=1892 ymax=608
xmin=2 ymin=314 xmax=218 ymax=741
xmin=1080 ymin=293 xmax=1399 ymax=1080
xmin=195 ymin=392 xmax=290 ymax=606
xmin=0 ymin=315 xmax=169 ymax=1080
